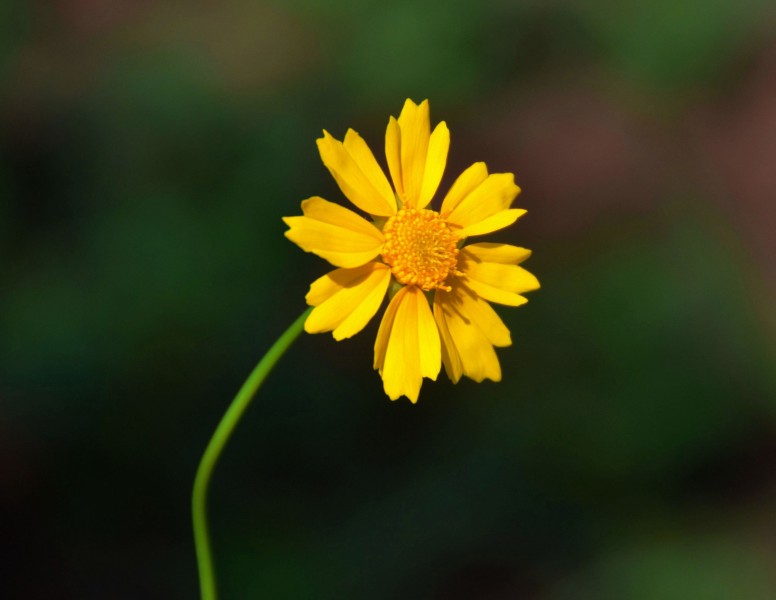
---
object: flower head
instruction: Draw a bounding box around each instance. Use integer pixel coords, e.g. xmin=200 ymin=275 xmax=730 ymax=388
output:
xmin=283 ymin=99 xmax=539 ymax=402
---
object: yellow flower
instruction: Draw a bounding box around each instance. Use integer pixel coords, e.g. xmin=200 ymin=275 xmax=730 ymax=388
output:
xmin=283 ymin=99 xmax=539 ymax=402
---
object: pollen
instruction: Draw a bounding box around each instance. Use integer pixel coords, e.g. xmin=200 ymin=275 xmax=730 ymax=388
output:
xmin=381 ymin=208 xmax=459 ymax=291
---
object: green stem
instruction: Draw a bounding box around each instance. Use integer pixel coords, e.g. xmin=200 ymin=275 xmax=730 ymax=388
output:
xmin=192 ymin=307 xmax=312 ymax=600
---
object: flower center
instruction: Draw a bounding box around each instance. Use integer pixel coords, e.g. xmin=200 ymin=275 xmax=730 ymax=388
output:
xmin=381 ymin=208 xmax=459 ymax=291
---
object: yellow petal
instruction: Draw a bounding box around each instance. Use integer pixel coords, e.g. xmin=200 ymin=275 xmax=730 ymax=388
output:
xmin=461 ymin=243 xmax=532 ymax=265
xmin=398 ymin=99 xmax=430 ymax=208
xmin=414 ymin=288 xmax=443 ymax=380
xmin=417 ymin=121 xmax=450 ymax=209
xmin=304 ymin=262 xmax=391 ymax=340
xmin=434 ymin=289 xmax=502 ymax=383
xmin=373 ymin=284 xmax=401 ymax=373
xmin=342 ymin=129 xmax=397 ymax=214
xmin=305 ymin=265 xmax=361 ymax=306
xmin=459 ymin=244 xmax=540 ymax=305
xmin=283 ymin=196 xmax=384 ymax=268
xmin=440 ymin=162 xmax=488 ymax=216
xmin=433 ymin=290 xmax=463 ymax=383
xmin=317 ymin=131 xmax=396 ymax=217
xmin=461 ymin=277 xmax=530 ymax=307
xmin=385 ymin=116 xmax=403 ymax=201
xmin=374 ymin=285 xmax=440 ymax=402
xmin=445 ymin=172 xmax=521 ymax=234
xmin=452 ymin=283 xmax=512 ymax=347
xmin=459 ymin=208 xmax=526 ymax=238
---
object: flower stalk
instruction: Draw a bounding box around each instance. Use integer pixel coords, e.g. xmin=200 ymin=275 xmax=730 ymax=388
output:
xmin=192 ymin=307 xmax=312 ymax=600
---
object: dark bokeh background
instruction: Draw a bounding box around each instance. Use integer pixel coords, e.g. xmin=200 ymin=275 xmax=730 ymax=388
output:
xmin=3 ymin=1 xmax=776 ymax=598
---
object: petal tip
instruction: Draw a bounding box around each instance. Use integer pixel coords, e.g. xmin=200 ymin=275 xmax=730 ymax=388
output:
xmin=332 ymin=328 xmax=351 ymax=341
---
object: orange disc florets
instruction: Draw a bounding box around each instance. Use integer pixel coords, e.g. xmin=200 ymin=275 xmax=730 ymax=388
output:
xmin=381 ymin=208 xmax=459 ymax=291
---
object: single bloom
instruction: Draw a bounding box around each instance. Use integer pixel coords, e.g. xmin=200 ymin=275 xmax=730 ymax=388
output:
xmin=283 ymin=99 xmax=539 ymax=402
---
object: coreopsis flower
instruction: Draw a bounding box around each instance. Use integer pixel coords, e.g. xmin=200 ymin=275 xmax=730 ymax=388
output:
xmin=283 ymin=99 xmax=539 ymax=402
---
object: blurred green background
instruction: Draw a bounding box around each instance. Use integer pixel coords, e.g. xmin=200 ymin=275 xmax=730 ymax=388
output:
xmin=2 ymin=0 xmax=776 ymax=598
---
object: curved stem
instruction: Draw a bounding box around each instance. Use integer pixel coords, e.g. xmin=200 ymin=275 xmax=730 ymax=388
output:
xmin=192 ymin=307 xmax=312 ymax=600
